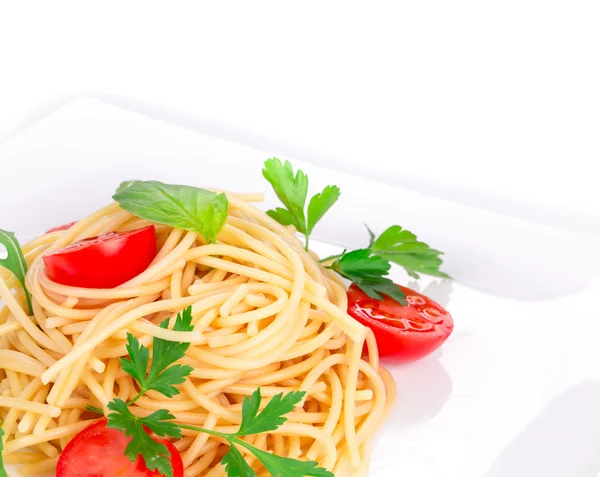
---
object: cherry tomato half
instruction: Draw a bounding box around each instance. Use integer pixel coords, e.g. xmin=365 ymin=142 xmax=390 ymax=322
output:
xmin=347 ymin=283 xmax=454 ymax=362
xmin=57 ymin=419 xmax=183 ymax=477
xmin=46 ymin=221 xmax=77 ymax=233
xmin=43 ymin=226 xmax=157 ymax=288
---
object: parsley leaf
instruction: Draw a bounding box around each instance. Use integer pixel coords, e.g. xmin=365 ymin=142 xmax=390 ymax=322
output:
xmin=236 ymin=388 xmax=304 ymax=436
xmin=113 ymin=180 xmax=229 ymax=244
xmin=107 ymin=399 xmax=175 ymax=477
xmin=121 ymin=333 xmax=150 ymax=390
xmin=263 ymin=158 xmax=340 ymax=250
xmin=138 ymin=409 xmax=182 ymax=439
xmin=146 ymin=307 xmax=194 ymax=398
xmin=0 ymin=424 xmax=7 ymax=477
xmin=328 ymin=249 xmax=407 ymax=305
xmin=121 ymin=307 xmax=194 ymax=399
xmin=370 ymin=225 xmax=449 ymax=279
xmin=222 ymin=445 xmax=258 ymax=477
xmin=236 ymin=444 xmax=334 ymax=477
xmin=263 ymin=158 xmax=308 ymax=233
xmin=306 ymin=185 xmax=340 ymax=235
xmin=0 ymin=230 xmax=33 ymax=315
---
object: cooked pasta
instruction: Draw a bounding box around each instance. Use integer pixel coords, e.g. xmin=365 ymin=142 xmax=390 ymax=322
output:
xmin=0 ymin=192 xmax=395 ymax=477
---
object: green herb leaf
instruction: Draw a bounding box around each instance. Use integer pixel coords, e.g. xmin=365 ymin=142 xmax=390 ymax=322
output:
xmin=306 ymin=185 xmax=341 ymax=234
xmin=222 ymin=445 xmax=258 ymax=477
xmin=121 ymin=307 xmax=194 ymax=398
xmin=0 ymin=230 xmax=33 ymax=315
xmin=352 ymin=277 xmax=407 ymax=305
xmin=262 ymin=158 xmax=308 ymax=234
xmin=0 ymin=424 xmax=7 ymax=477
xmin=107 ymin=399 xmax=174 ymax=477
xmin=328 ymin=249 xmax=407 ymax=305
xmin=236 ymin=389 xmax=304 ymax=436
xmin=331 ymin=248 xmax=391 ymax=277
xmin=370 ymin=225 xmax=450 ymax=279
xmin=146 ymin=307 xmax=194 ymax=398
xmin=113 ymin=180 xmax=229 ymax=244
xmin=263 ymin=158 xmax=340 ymax=250
xmin=121 ymin=333 xmax=150 ymax=390
xmin=238 ymin=444 xmax=334 ymax=477
xmin=266 ymin=208 xmax=296 ymax=227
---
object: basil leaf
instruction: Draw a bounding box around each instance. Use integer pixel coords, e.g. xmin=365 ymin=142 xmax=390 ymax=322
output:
xmin=112 ymin=180 xmax=229 ymax=244
xmin=0 ymin=229 xmax=33 ymax=315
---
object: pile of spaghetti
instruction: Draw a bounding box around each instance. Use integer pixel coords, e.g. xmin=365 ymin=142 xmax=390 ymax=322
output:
xmin=0 ymin=192 xmax=394 ymax=476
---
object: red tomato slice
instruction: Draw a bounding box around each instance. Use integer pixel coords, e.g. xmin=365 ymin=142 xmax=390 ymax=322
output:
xmin=57 ymin=419 xmax=183 ymax=477
xmin=347 ymin=283 xmax=454 ymax=363
xmin=43 ymin=226 xmax=157 ymax=288
xmin=46 ymin=221 xmax=77 ymax=233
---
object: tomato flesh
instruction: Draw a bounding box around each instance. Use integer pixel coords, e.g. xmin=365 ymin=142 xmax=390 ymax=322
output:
xmin=347 ymin=283 xmax=453 ymax=362
xmin=57 ymin=419 xmax=183 ymax=477
xmin=43 ymin=226 xmax=157 ymax=288
xmin=46 ymin=222 xmax=77 ymax=233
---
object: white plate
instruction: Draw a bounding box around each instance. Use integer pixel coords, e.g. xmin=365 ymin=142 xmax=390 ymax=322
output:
xmin=1 ymin=98 xmax=600 ymax=477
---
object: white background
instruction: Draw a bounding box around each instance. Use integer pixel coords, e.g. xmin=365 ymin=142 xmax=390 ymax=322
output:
xmin=1 ymin=1 xmax=599 ymax=235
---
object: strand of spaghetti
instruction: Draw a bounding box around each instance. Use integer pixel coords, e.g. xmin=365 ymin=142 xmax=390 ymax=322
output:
xmin=39 ymin=272 xmax=171 ymax=299
xmin=0 ymin=395 xmax=60 ymax=417
xmin=226 ymin=200 xmax=329 ymax=289
xmin=270 ymin=423 xmax=337 ymax=470
xmin=0 ymin=350 xmax=46 ymax=377
xmin=81 ymin=370 xmax=110 ymax=409
xmin=18 ymin=385 xmax=51 ymax=433
xmin=343 ymin=338 xmax=363 ymax=468
xmin=0 ymin=378 xmax=44 ymax=438
xmin=71 ymin=209 xmax=133 ymax=245
xmin=5 ymin=370 xmax=23 ymax=396
xmin=213 ymin=284 xmax=288 ymax=329
xmin=239 ymin=348 xmax=326 ymax=386
xmin=354 ymin=360 xmax=388 ymax=445
xmin=152 ymin=228 xmax=185 ymax=262
xmin=26 ymin=259 xmax=101 ymax=319
xmin=125 ymin=232 xmax=198 ymax=286
xmin=5 ymin=419 xmax=97 ymax=452
xmin=282 ymin=321 xmax=339 ymax=360
xmin=31 ymin=299 xmax=105 ymax=374
xmin=16 ymin=331 xmax=56 ymax=367
xmin=44 ymin=203 xmax=122 ymax=252
xmin=55 ymin=350 xmax=93 ymax=406
xmin=218 ymin=225 xmax=290 ymax=269
xmin=186 ymin=301 xmax=310 ymax=370
xmin=41 ymin=293 xmax=215 ymax=384
xmin=181 ymin=380 xmax=236 ymax=419
xmin=129 ymin=320 xmax=206 ymax=344
xmin=0 ymin=321 xmax=21 ymax=337
xmin=0 ymin=279 xmax=64 ymax=353
xmin=182 ymin=412 xmax=219 ymax=467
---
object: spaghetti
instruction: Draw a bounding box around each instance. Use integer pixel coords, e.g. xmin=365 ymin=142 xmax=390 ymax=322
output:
xmin=0 ymin=193 xmax=394 ymax=477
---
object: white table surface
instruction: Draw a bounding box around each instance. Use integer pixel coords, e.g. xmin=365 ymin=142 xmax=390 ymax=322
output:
xmin=1 ymin=1 xmax=599 ymax=236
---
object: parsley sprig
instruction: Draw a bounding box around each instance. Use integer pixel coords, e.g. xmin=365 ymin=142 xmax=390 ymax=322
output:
xmin=326 ymin=248 xmax=409 ymax=305
xmin=263 ymin=158 xmax=340 ymax=251
xmin=97 ymin=306 xmax=332 ymax=477
xmin=261 ymin=159 xmax=449 ymax=306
